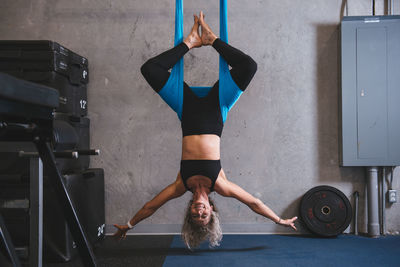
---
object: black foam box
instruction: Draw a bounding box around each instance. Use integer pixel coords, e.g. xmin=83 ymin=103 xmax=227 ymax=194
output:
xmin=0 ymin=40 xmax=89 ymax=117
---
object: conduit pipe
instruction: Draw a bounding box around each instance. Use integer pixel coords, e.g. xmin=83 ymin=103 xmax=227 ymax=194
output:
xmin=353 ymin=191 xmax=359 ymax=235
xmin=379 ymin=167 xmax=385 ymax=235
xmin=367 ymin=167 xmax=380 ymax=237
xmin=372 ymin=0 xmax=376 ymax=16
xmin=381 ymin=167 xmax=386 ymax=235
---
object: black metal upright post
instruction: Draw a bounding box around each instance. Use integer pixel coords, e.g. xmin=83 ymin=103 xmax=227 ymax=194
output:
xmin=0 ymin=212 xmax=22 ymax=267
xmin=33 ymin=140 xmax=97 ymax=267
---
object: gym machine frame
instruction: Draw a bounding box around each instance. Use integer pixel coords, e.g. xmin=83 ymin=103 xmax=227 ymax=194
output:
xmin=0 ymin=73 xmax=97 ymax=267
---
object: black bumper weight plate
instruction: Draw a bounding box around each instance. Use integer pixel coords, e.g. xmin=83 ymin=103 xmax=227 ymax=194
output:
xmin=300 ymin=185 xmax=352 ymax=237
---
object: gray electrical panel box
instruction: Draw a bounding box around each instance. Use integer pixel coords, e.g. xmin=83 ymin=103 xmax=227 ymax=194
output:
xmin=340 ymin=16 xmax=400 ymax=166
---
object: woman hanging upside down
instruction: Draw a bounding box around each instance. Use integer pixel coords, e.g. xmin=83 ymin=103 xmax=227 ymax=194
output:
xmin=113 ymin=11 xmax=297 ymax=249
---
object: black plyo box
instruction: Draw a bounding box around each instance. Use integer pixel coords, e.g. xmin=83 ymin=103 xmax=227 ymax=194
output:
xmin=0 ymin=40 xmax=89 ymax=117
xmin=63 ymin=168 xmax=105 ymax=245
xmin=3 ymin=70 xmax=87 ymax=117
xmin=0 ymin=40 xmax=89 ymax=85
xmin=44 ymin=168 xmax=105 ymax=262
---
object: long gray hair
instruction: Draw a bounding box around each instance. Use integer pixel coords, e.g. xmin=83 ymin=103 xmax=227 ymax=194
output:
xmin=181 ymin=198 xmax=222 ymax=250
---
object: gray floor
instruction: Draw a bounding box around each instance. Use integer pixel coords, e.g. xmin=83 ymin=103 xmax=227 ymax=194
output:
xmin=47 ymin=236 xmax=174 ymax=267
xmin=1 ymin=235 xmax=174 ymax=267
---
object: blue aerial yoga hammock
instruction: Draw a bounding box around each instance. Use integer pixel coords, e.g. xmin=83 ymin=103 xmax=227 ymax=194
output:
xmin=158 ymin=0 xmax=243 ymax=123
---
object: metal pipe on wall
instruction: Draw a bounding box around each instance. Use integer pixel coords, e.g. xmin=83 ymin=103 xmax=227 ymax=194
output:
xmin=379 ymin=167 xmax=385 ymax=235
xmin=353 ymin=191 xmax=359 ymax=235
xmin=367 ymin=167 xmax=380 ymax=237
xmin=379 ymin=167 xmax=382 ymax=234
xmin=372 ymin=0 xmax=376 ymax=15
xmin=382 ymin=167 xmax=386 ymax=235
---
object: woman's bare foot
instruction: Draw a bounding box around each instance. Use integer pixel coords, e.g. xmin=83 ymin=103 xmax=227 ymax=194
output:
xmin=183 ymin=15 xmax=202 ymax=49
xmin=199 ymin=11 xmax=217 ymax=46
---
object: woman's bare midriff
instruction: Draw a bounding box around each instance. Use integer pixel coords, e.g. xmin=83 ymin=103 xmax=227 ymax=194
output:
xmin=182 ymin=134 xmax=220 ymax=160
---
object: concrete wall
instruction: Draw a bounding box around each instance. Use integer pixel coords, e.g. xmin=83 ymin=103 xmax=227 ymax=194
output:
xmin=1 ymin=0 xmax=399 ymax=235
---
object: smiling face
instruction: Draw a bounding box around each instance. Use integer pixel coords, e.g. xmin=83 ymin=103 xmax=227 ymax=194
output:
xmin=181 ymin=197 xmax=222 ymax=249
xmin=190 ymin=201 xmax=214 ymax=226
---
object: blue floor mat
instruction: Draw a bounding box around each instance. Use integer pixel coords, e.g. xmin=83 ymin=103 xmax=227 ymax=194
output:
xmin=162 ymin=234 xmax=400 ymax=267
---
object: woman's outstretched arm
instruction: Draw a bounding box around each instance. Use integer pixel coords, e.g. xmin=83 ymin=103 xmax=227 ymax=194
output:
xmin=113 ymin=173 xmax=186 ymax=240
xmin=214 ymin=172 xmax=297 ymax=230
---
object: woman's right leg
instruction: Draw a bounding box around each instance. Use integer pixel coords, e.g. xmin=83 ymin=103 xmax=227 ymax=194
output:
xmin=212 ymin=39 xmax=257 ymax=91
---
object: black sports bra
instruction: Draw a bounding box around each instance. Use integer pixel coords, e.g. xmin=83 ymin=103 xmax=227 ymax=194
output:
xmin=180 ymin=160 xmax=221 ymax=192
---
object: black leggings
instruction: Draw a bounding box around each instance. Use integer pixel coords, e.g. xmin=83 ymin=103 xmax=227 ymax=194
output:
xmin=140 ymin=38 xmax=257 ymax=93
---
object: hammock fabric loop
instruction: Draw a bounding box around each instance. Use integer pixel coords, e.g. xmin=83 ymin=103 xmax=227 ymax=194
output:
xmin=159 ymin=0 xmax=242 ymax=122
